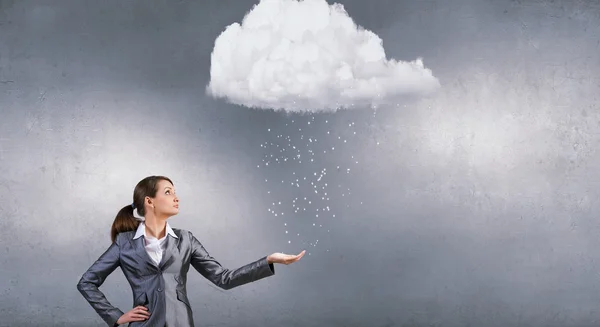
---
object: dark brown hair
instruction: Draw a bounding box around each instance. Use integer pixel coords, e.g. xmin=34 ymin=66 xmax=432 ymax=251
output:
xmin=110 ymin=175 xmax=174 ymax=242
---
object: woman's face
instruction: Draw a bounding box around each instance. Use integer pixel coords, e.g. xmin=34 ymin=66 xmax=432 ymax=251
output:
xmin=147 ymin=179 xmax=179 ymax=217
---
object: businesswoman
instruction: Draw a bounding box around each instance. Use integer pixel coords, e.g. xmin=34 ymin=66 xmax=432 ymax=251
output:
xmin=77 ymin=175 xmax=305 ymax=326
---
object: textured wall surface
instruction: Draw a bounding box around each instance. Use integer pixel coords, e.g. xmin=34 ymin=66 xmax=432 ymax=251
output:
xmin=1 ymin=0 xmax=600 ymax=326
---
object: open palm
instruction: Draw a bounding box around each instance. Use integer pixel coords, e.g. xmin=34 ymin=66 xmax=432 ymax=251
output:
xmin=268 ymin=250 xmax=306 ymax=265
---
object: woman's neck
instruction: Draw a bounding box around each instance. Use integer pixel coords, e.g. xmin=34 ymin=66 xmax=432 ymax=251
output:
xmin=144 ymin=217 xmax=167 ymax=239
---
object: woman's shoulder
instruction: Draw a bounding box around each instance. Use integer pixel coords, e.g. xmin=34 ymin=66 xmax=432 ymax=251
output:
xmin=172 ymin=228 xmax=193 ymax=238
xmin=115 ymin=230 xmax=136 ymax=243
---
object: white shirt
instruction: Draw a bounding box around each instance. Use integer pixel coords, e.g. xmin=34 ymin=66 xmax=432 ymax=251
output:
xmin=133 ymin=221 xmax=178 ymax=266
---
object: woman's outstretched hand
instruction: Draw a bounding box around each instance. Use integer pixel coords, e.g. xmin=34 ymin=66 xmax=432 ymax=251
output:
xmin=267 ymin=250 xmax=306 ymax=265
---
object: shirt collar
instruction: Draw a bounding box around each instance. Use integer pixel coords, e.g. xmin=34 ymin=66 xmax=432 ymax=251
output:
xmin=133 ymin=221 xmax=178 ymax=240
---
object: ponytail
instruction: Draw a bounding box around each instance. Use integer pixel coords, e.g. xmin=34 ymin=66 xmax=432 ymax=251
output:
xmin=110 ymin=204 xmax=141 ymax=243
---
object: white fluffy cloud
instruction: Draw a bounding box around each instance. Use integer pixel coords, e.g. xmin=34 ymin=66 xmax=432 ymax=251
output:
xmin=206 ymin=0 xmax=440 ymax=112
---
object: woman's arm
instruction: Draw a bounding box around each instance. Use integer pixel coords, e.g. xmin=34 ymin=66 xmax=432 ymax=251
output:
xmin=76 ymin=237 xmax=125 ymax=327
xmin=189 ymin=231 xmax=275 ymax=290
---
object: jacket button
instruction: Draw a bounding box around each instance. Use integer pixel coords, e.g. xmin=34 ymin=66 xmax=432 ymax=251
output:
xmin=157 ymin=288 xmax=163 ymax=292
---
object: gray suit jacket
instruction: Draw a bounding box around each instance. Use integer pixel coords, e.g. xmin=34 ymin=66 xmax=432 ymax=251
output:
xmin=77 ymin=228 xmax=275 ymax=326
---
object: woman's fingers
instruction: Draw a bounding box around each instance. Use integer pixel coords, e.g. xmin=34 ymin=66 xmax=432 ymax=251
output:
xmin=284 ymin=252 xmax=303 ymax=264
xmin=138 ymin=309 xmax=151 ymax=317
xmin=132 ymin=312 xmax=150 ymax=319
xmin=292 ymin=251 xmax=305 ymax=261
xmin=131 ymin=306 xmax=150 ymax=320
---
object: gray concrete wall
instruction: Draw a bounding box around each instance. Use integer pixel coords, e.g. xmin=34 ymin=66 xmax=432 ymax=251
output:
xmin=1 ymin=0 xmax=599 ymax=326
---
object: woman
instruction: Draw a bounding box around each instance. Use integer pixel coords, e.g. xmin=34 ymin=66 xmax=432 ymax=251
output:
xmin=77 ymin=175 xmax=305 ymax=327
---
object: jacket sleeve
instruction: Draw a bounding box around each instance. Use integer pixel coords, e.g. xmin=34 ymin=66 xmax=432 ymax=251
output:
xmin=189 ymin=231 xmax=275 ymax=290
xmin=76 ymin=235 xmax=125 ymax=327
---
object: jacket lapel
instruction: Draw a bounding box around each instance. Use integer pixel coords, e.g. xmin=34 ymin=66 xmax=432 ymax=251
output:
xmin=131 ymin=236 xmax=159 ymax=270
xmin=158 ymin=228 xmax=182 ymax=270
xmin=129 ymin=228 xmax=182 ymax=271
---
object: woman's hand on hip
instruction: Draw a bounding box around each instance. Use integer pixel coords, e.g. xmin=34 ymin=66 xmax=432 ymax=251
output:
xmin=117 ymin=306 xmax=150 ymax=324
